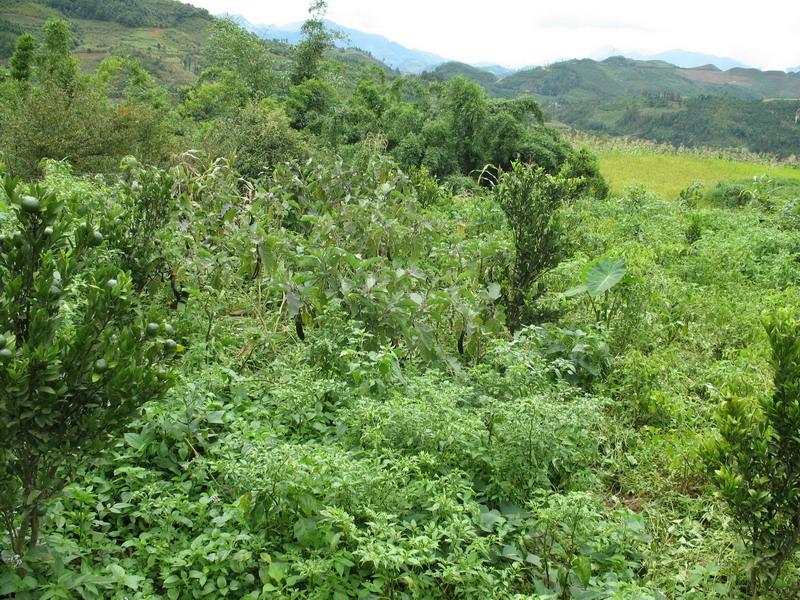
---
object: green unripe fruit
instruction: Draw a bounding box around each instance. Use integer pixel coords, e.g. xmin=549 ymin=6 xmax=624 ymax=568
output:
xmin=163 ymin=324 xmax=174 ymax=335
xmin=0 ymin=335 xmax=6 ymax=349
xmin=145 ymin=322 xmax=160 ymax=337
xmin=0 ymin=348 xmax=12 ymax=360
xmin=20 ymin=195 xmax=40 ymax=213
xmin=92 ymin=231 xmax=104 ymax=243
xmin=43 ymin=226 xmax=54 ymax=237
xmin=164 ymin=339 xmax=177 ymax=351
xmin=95 ymin=358 xmax=108 ymax=372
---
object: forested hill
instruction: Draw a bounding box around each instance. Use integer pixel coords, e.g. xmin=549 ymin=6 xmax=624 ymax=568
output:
xmin=3 ymin=0 xmax=799 ymax=156
xmin=425 ymin=57 xmax=800 ymax=102
xmin=426 ymin=58 xmax=800 ymax=157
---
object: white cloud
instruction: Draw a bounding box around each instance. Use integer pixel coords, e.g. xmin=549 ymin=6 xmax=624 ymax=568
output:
xmin=184 ymin=0 xmax=800 ymax=70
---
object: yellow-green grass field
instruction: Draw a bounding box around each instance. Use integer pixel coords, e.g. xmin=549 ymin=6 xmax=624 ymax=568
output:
xmin=597 ymin=150 xmax=800 ymax=198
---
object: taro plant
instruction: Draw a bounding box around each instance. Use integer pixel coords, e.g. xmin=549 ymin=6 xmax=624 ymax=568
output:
xmin=564 ymin=256 xmax=629 ymax=328
xmin=702 ymin=309 xmax=800 ymax=597
xmin=0 ymin=176 xmax=172 ymax=562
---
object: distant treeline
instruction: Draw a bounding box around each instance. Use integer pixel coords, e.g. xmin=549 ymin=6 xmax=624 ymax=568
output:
xmin=45 ymin=0 xmax=211 ymax=28
xmin=558 ymin=96 xmax=800 ymax=158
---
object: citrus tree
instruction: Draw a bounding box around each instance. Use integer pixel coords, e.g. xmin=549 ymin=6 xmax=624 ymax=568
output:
xmin=703 ymin=309 xmax=800 ymax=596
xmin=0 ymin=175 xmax=173 ymax=561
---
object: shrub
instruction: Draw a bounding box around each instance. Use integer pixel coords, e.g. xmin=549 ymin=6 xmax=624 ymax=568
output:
xmin=704 ymin=180 xmax=751 ymax=208
xmin=0 ymin=176 xmax=172 ymax=561
xmin=494 ymin=162 xmax=577 ymax=332
xmin=703 ymin=309 xmax=800 ymax=596
xmin=206 ymin=100 xmax=310 ymax=180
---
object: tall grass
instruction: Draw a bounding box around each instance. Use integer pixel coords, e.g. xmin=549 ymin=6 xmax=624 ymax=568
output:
xmin=596 ymin=151 xmax=800 ymax=198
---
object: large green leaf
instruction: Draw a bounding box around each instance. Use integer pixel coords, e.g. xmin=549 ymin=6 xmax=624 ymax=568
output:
xmin=584 ymin=257 xmax=627 ymax=297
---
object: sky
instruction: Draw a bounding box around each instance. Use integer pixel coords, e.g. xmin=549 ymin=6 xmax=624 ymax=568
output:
xmin=183 ymin=0 xmax=800 ymax=70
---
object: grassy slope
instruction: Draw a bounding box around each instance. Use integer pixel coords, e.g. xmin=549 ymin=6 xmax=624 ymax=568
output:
xmin=598 ymin=151 xmax=800 ymax=197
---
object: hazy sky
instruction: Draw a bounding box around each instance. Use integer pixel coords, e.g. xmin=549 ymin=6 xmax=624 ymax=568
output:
xmin=184 ymin=0 xmax=800 ymax=70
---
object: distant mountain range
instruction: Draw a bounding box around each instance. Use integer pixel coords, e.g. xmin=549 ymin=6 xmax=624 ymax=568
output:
xmin=231 ymin=15 xmax=798 ymax=75
xmin=424 ymin=57 xmax=800 ymax=103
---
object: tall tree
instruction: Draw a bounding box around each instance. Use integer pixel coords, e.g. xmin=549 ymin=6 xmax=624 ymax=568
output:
xmin=205 ymin=19 xmax=274 ymax=97
xmin=442 ymin=76 xmax=489 ymax=173
xmin=35 ymin=18 xmax=78 ymax=92
xmin=290 ymin=0 xmax=337 ymax=86
xmin=10 ymin=34 xmax=35 ymax=82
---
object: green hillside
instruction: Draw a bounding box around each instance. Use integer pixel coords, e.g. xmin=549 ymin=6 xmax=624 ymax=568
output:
xmin=426 ymin=57 xmax=800 ymax=158
xmin=0 ymin=0 xmax=213 ymax=85
xmin=421 ymin=60 xmax=500 ymax=87
xmin=428 ymin=56 xmax=800 ymax=103
xmin=0 ymin=0 xmax=393 ymax=88
xmin=497 ymin=57 xmax=725 ymax=100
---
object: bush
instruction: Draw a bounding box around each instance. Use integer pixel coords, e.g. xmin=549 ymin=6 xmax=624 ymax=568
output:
xmin=0 ymin=175 xmax=172 ymax=562
xmin=704 ymin=180 xmax=751 ymax=208
xmin=206 ymin=100 xmax=310 ymax=180
xmin=494 ymin=162 xmax=578 ymax=332
xmin=703 ymin=309 xmax=800 ymax=596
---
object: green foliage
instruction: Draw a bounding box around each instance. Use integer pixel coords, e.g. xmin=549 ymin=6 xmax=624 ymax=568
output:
xmin=0 ymin=19 xmax=23 ymax=61
xmin=205 ymin=19 xmax=275 ymax=98
xmin=46 ymin=0 xmax=210 ymax=28
xmin=10 ymin=33 xmax=35 ymax=82
xmin=35 ymin=18 xmax=78 ymax=93
xmin=565 ymin=256 xmax=631 ymax=328
xmin=286 ymin=77 xmax=338 ymax=134
xmin=205 ymin=100 xmax=310 ymax=180
xmin=532 ymin=324 xmax=611 ymax=388
xmin=0 ymin=21 xmax=174 ymax=177
xmin=114 ymin=156 xmax=176 ymax=292
xmin=181 ymin=67 xmax=249 ymax=121
xmin=443 ymin=76 xmax=488 ymax=173
xmin=494 ymin=162 xmax=578 ymax=331
xmin=0 ymin=174 xmax=172 ymax=561
xmin=703 ymin=309 xmax=800 ymax=596
xmin=290 ymin=0 xmax=337 ymax=86
xmin=559 ymin=147 xmax=609 ymax=199
xmin=6 ymin=6 xmax=800 ymax=596
xmin=4 ymin=141 xmax=800 ymax=597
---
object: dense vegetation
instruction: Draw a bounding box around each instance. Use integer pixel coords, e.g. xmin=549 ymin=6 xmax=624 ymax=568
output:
xmin=2 ymin=3 xmax=800 ymax=598
xmin=425 ymin=58 xmax=800 ymax=158
xmin=45 ymin=0 xmax=210 ymax=28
